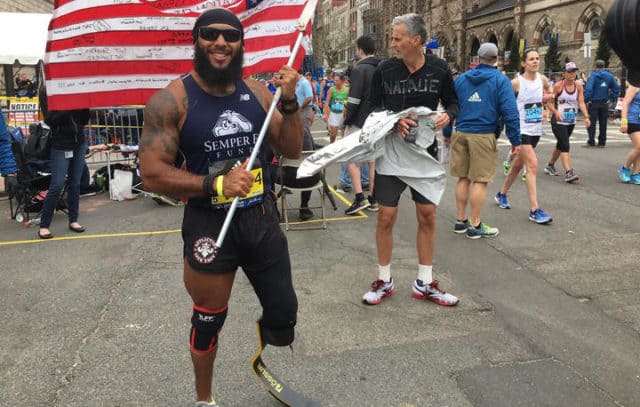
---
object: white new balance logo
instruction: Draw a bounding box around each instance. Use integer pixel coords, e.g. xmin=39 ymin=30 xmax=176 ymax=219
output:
xmin=468 ymin=92 xmax=482 ymax=102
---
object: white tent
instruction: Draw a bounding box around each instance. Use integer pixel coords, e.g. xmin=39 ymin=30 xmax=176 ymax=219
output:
xmin=0 ymin=12 xmax=51 ymax=65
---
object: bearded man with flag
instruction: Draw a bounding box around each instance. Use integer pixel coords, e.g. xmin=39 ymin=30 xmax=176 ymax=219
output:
xmin=138 ymin=9 xmax=304 ymax=406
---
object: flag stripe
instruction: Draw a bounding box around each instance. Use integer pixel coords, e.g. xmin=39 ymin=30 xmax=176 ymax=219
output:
xmin=46 ymin=89 xmax=159 ymax=111
xmin=45 ymin=0 xmax=312 ymax=110
xmin=45 ymin=44 xmax=296 ymax=80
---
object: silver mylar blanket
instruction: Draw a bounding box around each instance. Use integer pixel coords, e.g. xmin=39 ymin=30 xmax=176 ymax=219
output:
xmin=297 ymin=107 xmax=447 ymax=205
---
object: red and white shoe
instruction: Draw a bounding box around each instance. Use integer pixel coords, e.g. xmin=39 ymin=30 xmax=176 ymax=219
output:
xmin=362 ymin=278 xmax=394 ymax=305
xmin=412 ymin=279 xmax=459 ymax=306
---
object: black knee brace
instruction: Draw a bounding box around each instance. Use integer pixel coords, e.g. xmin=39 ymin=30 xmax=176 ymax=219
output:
xmin=258 ymin=318 xmax=295 ymax=347
xmin=190 ymin=304 xmax=228 ymax=353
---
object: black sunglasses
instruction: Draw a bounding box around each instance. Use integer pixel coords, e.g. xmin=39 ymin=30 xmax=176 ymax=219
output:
xmin=198 ymin=26 xmax=242 ymax=42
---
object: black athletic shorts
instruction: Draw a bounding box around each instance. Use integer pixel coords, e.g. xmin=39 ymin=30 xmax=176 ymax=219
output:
xmin=550 ymin=117 xmax=575 ymax=153
xmin=183 ymin=193 xmax=288 ymax=274
xmin=627 ymin=123 xmax=640 ymax=134
xmin=521 ymin=134 xmax=541 ymax=148
xmin=182 ymin=194 xmax=297 ymax=327
xmin=373 ymin=173 xmax=434 ymax=207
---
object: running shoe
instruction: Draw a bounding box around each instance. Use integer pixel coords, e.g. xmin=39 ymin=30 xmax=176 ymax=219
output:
xmin=544 ymin=164 xmax=558 ymax=176
xmin=466 ymin=222 xmax=499 ymax=239
xmin=529 ymin=208 xmax=552 ymax=224
xmin=412 ymin=279 xmax=459 ymax=306
xmin=453 ymin=219 xmax=469 ymax=234
xmin=630 ymin=173 xmax=640 ymax=185
xmin=503 ymin=160 xmax=512 ymax=176
xmin=194 ymin=399 xmax=219 ymax=407
xmin=367 ymin=196 xmax=379 ymax=212
xmin=521 ymin=173 xmax=527 ymax=182
xmin=564 ymin=169 xmax=580 ymax=183
xmin=345 ymin=198 xmax=370 ymax=215
xmin=362 ymin=278 xmax=394 ymax=305
xmin=494 ymin=192 xmax=511 ymax=209
xmin=618 ymin=166 xmax=631 ymax=183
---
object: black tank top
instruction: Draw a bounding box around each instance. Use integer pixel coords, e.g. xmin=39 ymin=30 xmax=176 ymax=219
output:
xmin=179 ymin=74 xmax=270 ymax=209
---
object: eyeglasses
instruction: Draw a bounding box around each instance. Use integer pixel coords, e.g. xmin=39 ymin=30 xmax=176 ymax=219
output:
xmin=198 ymin=26 xmax=242 ymax=42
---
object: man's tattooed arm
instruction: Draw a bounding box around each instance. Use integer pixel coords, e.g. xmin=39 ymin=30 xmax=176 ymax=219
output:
xmin=138 ymin=86 xmax=207 ymax=199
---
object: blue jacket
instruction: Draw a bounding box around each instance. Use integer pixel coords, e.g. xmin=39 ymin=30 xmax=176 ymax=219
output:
xmin=584 ymin=70 xmax=620 ymax=103
xmin=452 ymin=64 xmax=521 ymax=146
xmin=0 ymin=108 xmax=18 ymax=177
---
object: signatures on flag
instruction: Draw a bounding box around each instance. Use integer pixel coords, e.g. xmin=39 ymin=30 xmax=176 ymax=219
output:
xmin=52 ymin=46 xmax=193 ymax=62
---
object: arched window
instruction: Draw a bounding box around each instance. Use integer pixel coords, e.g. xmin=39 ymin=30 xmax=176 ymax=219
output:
xmin=588 ymin=17 xmax=603 ymax=39
xmin=541 ymin=25 xmax=553 ymax=45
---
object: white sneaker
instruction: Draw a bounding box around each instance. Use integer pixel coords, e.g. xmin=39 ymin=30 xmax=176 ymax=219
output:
xmin=412 ymin=279 xmax=459 ymax=306
xmin=194 ymin=399 xmax=219 ymax=407
xmin=362 ymin=278 xmax=394 ymax=305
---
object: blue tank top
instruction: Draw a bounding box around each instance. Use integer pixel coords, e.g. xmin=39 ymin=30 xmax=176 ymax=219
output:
xmin=179 ymin=74 xmax=270 ymax=209
xmin=628 ymin=92 xmax=640 ymax=125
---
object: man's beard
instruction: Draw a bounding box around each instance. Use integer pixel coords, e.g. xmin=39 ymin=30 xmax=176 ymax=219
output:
xmin=194 ymin=43 xmax=244 ymax=86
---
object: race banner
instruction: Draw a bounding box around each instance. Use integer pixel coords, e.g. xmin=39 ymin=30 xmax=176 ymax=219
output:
xmin=45 ymin=0 xmax=312 ymax=110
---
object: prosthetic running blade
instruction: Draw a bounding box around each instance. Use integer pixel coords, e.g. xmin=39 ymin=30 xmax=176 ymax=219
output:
xmin=251 ymin=322 xmax=320 ymax=407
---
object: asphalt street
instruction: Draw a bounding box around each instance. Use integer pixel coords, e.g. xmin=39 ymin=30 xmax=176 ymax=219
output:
xmin=1 ymin=117 xmax=639 ymax=406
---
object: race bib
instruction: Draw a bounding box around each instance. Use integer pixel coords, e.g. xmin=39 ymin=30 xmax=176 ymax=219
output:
xmin=562 ymin=108 xmax=577 ymax=124
xmin=524 ymin=103 xmax=543 ymax=123
xmin=211 ymin=167 xmax=264 ymax=207
xmin=330 ymin=101 xmax=344 ymax=113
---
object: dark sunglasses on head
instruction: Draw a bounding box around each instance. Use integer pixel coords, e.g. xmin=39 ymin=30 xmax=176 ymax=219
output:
xmin=198 ymin=26 xmax=242 ymax=42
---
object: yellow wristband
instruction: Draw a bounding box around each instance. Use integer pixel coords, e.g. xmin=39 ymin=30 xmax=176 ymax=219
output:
xmin=621 ymin=118 xmax=628 ymax=125
xmin=216 ymin=175 xmax=225 ymax=198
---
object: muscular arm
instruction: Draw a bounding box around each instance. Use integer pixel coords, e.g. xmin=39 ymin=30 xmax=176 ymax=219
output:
xmin=138 ymin=86 xmax=205 ymax=198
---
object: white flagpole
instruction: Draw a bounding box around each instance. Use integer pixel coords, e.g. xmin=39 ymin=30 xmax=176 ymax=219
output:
xmin=214 ymin=0 xmax=318 ymax=254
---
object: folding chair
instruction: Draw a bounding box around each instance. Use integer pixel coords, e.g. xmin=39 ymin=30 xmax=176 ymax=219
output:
xmin=8 ymin=141 xmax=53 ymax=224
xmin=276 ymin=151 xmax=327 ymax=231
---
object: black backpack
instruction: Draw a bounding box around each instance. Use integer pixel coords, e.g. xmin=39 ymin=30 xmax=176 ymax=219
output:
xmin=24 ymin=122 xmax=52 ymax=160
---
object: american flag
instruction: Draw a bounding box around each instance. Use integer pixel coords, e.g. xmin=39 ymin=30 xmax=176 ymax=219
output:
xmin=44 ymin=0 xmax=312 ymax=110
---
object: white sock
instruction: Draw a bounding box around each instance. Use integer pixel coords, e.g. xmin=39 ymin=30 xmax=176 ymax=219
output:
xmin=418 ymin=264 xmax=432 ymax=283
xmin=378 ymin=264 xmax=391 ymax=282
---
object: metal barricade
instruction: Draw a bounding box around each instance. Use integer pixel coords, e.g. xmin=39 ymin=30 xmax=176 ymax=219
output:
xmin=86 ymin=106 xmax=145 ymax=147
xmin=84 ymin=106 xmax=145 ymax=171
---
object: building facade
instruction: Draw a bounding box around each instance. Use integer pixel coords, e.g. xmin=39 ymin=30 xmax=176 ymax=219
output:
xmin=1 ymin=0 xmax=53 ymax=13
xmin=314 ymin=0 xmax=615 ymax=75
